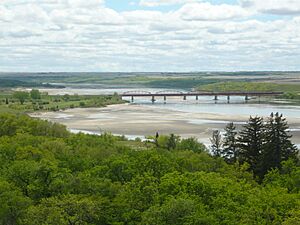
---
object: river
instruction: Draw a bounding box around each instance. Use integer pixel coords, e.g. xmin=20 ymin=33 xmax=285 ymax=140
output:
xmin=32 ymin=86 xmax=300 ymax=148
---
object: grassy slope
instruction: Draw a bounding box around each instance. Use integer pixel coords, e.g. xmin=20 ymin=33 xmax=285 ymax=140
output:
xmin=197 ymin=81 xmax=300 ymax=92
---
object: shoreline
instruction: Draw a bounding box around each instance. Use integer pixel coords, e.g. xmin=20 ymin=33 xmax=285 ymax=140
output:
xmin=30 ymin=103 xmax=300 ymax=146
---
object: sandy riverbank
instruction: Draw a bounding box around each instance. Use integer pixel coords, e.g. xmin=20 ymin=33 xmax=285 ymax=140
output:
xmin=30 ymin=103 xmax=300 ymax=145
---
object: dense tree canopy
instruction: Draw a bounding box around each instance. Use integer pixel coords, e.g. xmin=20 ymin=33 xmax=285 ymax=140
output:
xmin=0 ymin=113 xmax=299 ymax=224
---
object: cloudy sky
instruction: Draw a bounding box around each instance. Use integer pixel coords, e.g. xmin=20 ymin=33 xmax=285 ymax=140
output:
xmin=1 ymin=0 xmax=300 ymax=72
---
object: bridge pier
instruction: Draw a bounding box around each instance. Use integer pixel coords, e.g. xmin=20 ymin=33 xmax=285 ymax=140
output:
xmin=227 ymin=96 xmax=230 ymax=103
xmin=152 ymin=95 xmax=155 ymax=103
xmin=214 ymin=95 xmax=218 ymax=101
xmin=245 ymin=95 xmax=249 ymax=101
xmin=131 ymin=96 xmax=134 ymax=102
xmin=183 ymin=95 xmax=187 ymax=100
xmin=196 ymin=95 xmax=199 ymax=100
xmin=164 ymin=96 xmax=167 ymax=102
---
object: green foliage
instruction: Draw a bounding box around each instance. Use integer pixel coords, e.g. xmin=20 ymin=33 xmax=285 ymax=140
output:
xmin=213 ymin=114 xmax=299 ymax=182
xmin=283 ymin=92 xmax=300 ymax=99
xmin=0 ymin=180 xmax=31 ymax=225
xmin=13 ymin=91 xmax=29 ymax=105
xmin=197 ymin=81 xmax=300 ymax=102
xmin=0 ymin=91 xmax=125 ymax=113
xmin=210 ymin=130 xmax=222 ymax=157
xmin=197 ymin=81 xmax=300 ymax=93
xmin=30 ymin=89 xmax=41 ymax=99
xmin=22 ymin=194 xmax=111 ymax=225
xmin=176 ymin=137 xmax=206 ymax=153
xmin=167 ymin=134 xmax=178 ymax=150
xmin=0 ymin=114 xmax=69 ymax=138
xmin=262 ymin=113 xmax=298 ymax=174
xmin=238 ymin=116 xmax=265 ymax=176
xmin=222 ymin=122 xmax=238 ymax=164
xmin=263 ymin=159 xmax=300 ymax=193
xmin=0 ymin=113 xmax=299 ymax=224
xmin=0 ymin=79 xmax=64 ymax=88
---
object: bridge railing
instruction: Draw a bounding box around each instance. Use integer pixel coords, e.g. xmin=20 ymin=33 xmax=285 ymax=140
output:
xmin=155 ymin=90 xmax=183 ymax=94
xmin=122 ymin=91 xmax=152 ymax=95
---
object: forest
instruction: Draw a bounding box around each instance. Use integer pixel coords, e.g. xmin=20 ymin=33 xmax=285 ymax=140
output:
xmin=0 ymin=113 xmax=299 ymax=225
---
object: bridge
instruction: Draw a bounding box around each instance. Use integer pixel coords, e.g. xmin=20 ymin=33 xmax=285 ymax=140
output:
xmin=121 ymin=91 xmax=284 ymax=103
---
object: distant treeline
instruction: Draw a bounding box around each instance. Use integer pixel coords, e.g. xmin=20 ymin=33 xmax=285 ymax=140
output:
xmin=145 ymin=78 xmax=218 ymax=89
xmin=2 ymin=71 xmax=299 ymax=90
xmin=0 ymin=79 xmax=65 ymax=88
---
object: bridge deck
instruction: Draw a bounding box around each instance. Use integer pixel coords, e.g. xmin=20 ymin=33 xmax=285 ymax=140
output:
xmin=121 ymin=91 xmax=283 ymax=97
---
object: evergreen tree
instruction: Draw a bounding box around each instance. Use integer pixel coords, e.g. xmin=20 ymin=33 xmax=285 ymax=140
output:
xmin=155 ymin=132 xmax=159 ymax=147
xmin=238 ymin=116 xmax=265 ymax=177
xmin=261 ymin=113 xmax=298 ymax=176
xmin=167 ymin=134 xmax=177 ymax=150
xmin=210 ymin=130 xmax=222 ymax=157
xmin=222 ymin=122 xmax=238 ymax=163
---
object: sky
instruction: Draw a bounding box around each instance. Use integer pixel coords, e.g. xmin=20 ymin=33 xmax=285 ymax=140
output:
xmin=1 ymin=0 xmax=300 ymax=72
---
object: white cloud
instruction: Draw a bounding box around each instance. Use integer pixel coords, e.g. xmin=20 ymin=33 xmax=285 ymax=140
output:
xmin=12 ymin=4 xmax=50 ymax=24
xmin=240 ymin=0 xmax=300 ymax=15
xmin=177 ymin=2 xmax=251 ymax=21
xmin=122 ymin=10 xmax=163 ymax=23
xmin=0 ymin=5 xmax=12 ymax=22
xmin=1 ymin=0 xmax=300 ymax=71
xmin=69 ymin=0 xmax=104 ymax=8
xmin=8 ymin=29 xmax=42 ymax=38
xmin=139 ymin=0 xmax=200 ymax=7
xmin=50 ymin=7 xmax=124 ymax=26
